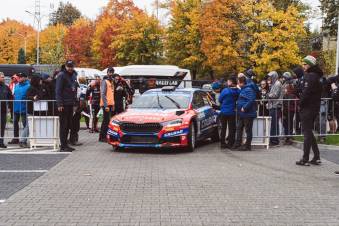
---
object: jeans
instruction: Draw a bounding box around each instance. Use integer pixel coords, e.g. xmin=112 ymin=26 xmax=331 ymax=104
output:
xmin=59 ymin=106 xmax=73 ymax=148
xmin=269 ymin=108 xmax=281 ymax=145
xmin=235 ymin=118 xmax=254 ymax=148
xmin=13 ymin=113 xmax=27 ymax=140
xmin=220 ymin=114 xmax=236 ymax=146
xmin=99 ymin=107 xmax=113 ymax=140
xmin=283 ymin=111 xmax=295 ymax=139
xmin=19 ymin=114 xmax=29 ymax=144
xmin=301 ymin=111 xmax=320 ymax=161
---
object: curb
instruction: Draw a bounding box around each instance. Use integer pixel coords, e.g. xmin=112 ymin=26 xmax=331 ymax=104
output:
xmin=292 ymin=140 xmax=339 ymax=151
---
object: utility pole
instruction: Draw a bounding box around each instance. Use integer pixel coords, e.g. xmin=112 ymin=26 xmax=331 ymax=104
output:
xmin=26 ymin=0 xmax=41 ymax=65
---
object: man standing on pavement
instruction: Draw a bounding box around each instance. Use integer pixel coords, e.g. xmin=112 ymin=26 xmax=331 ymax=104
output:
xmin=267 ymin=71 xmax=284 ymax=146
xmin=0 ymin=72 xmax=12 ymax=148
xmin=232 ymin=76 xmax=257 ymax=151
xmin=219 ymin=76 xmax=239 ymax=149
xmin=99 ymin=67 xmax=115 ymax=142
xmin=56 ymin=60 xmax=78 ymax=152
xmin=9 ymin=73 xmax=30 ymax=146
xmin=296 ymin=55 xmax=322 ymax=166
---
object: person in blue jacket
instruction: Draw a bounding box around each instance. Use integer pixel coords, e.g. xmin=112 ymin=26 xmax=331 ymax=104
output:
xmin=8 ymin=73 xmax=30 ymax=146
xmin=232 ymin=76 xmax=257 ymax=151
xmin=218 ymin=76 xmax=239 ymax=149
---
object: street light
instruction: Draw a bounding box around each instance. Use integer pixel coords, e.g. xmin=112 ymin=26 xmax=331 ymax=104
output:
xmin=336 ymin=15 xmax=339 ymax=76
xmin=25 ymin=10 xmax=42 ymax=65
xmin=16 ymin=32 xmax=28 ymax=56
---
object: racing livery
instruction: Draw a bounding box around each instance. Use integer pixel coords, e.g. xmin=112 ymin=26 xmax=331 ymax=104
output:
xmin=107 ymin=87 xmax=220 ymax=151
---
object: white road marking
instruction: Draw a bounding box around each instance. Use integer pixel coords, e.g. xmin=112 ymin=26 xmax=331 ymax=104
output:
xmin=0 ymin=170 xmax=48 ymax=173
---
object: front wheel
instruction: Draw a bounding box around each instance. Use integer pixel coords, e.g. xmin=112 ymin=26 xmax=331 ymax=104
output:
xmin=186 ymin=123 xmax=196 ymax=152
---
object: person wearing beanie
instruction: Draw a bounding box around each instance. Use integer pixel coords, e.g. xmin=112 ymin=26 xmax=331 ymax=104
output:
xmin=218 ymin=76 xmax=240 ymax=149
xmin=211 ymin=81 xmax=223 ymax=106
xmin=296 ymin=56 xmax=323 ymax=166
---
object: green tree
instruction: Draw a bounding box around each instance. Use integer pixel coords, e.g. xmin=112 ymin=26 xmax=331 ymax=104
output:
xmin=165 ymin=0 xmax=206 ymax=80
xmin=320 ymin=0 xmax=339 ymax=36
xmin=49 ymin=2 xmax=82 ymax=27
xmin=17 ymin=48 xmax=26 ymax=64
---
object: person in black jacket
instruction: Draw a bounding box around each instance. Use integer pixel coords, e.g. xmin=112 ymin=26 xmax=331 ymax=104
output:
xmin=55 ymin=60 xmax=78 ymax=152
xmin=27 ymin=75 xmax=50 ymax=116
xmin=0 ymin=72 xmax=12 ymax=148
xmin=87 ymin=76 xmax=101 ymax=133
xmin=327 ymin=75 xmax=339 ymax=133
xmin=296 ymin=56 xmax=322 ymax=166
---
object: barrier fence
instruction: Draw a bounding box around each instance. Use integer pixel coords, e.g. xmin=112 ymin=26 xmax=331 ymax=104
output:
xmin=0 ymin=98 xmax=338 ymax=150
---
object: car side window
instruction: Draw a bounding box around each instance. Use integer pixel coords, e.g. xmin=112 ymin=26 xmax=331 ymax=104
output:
xmin=192 ymin=92 xmax=205 ymax=109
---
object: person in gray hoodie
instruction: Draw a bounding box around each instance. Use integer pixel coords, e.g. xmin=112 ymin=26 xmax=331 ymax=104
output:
xmin=267 ymin=71 xmax=284 ymax=146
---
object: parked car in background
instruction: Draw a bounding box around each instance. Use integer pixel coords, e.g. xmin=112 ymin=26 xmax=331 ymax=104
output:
xmin=0 ymin=64 xmax=35 ymax=77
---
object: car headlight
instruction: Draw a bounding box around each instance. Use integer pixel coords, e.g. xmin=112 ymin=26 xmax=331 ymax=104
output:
xmin=162 ymin=119 xmax=183 ymax=127
xmin=111 ymin=120 xmax=121 ymax=126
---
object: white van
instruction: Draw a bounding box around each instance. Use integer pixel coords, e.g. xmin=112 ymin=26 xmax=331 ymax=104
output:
xmin=114 ymin=65 xmax=192 ymax=94
xmin=75 ymin=68 xmax=104 ymax=79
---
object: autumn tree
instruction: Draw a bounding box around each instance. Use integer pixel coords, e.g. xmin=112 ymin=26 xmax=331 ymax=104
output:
xmin=244 ymin=0 xmax=306 ymax=76
xmin=320 ymin=0 xmax=339 ymax=36
xmin=49 ymin=2 xmax=82 ymax=27
xmin=165 ymin=0 xmax=206 ymax=79
xmin=111 ymin=11 xmax=163 ymax=65
xmin=92 ymin=0 xmax=141 ymax=68
xmin=40 ymin=24 xmax=67 ymax=65
xmin=200 ymin=0 xmax=247 ymax=76
xmin=17 ymin=48 xmax=26 ymax=64
xmin=64 ymin=18 xmax=95 ymax=67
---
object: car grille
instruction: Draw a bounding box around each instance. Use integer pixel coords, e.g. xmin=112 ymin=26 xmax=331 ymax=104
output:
xmin=120 ymin=123 xmax=162 ymax=133
xmin=121 ymin=135 xmax=159 ymax=144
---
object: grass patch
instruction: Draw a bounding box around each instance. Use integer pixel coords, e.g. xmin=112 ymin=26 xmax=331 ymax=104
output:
xmin=293 ymin=135 xmax=339 ymax=146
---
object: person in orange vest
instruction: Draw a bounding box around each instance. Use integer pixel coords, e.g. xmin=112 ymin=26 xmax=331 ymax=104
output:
xmin=99 ymin=67 xmax=115 ymax=142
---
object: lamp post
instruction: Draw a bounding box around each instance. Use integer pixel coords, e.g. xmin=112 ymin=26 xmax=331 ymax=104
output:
xmin=336 ymin=15 xmax=339 ymax=76
xmin=16 ymin=32 xmax=28 ymax=56
xmin=25 ymin=10 xmax=41 ymax=65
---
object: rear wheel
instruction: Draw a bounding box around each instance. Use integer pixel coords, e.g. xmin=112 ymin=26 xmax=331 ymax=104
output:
xmin=186 ymin=123 xmax=196 ymax=152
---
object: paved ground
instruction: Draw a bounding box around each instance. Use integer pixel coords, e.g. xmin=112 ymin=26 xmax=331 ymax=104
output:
xmin=0 ymin=131 xmax=338 ymax=226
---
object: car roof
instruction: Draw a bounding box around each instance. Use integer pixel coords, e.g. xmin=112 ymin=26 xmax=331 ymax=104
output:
xmin=117 ymin=65 xmax=190 ymax=77
xmin=144 ymin=88 xmax=202 ymax=94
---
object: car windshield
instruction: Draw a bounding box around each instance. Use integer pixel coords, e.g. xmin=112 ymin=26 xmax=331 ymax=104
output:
xmin=130 ymin=92 xmax=191 ymax=109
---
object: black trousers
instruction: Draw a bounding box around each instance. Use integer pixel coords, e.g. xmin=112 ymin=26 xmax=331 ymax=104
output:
xmin=99 ymin=107 xmax=113 ymax=140
xmin=91 ymin=105 xmax=100 ymax=130
xmin=220 ymin=114 xmax=236 ymax=146
xmin=13 ymin=113 xmax=27 ymax=139
xmin=235 ymin=118 xmax=254 ymax=148
xmin=0 ymin=111 xmax=6 ymax=144
xmin=59 ymin=106 xmax=73 ymax=148
xmin=283 ymin=111 xmax=295 ymax=139
xmin=70 ymin=111 xmax=81 ymax=143
xmin=301 ymin=111 xmax=320 ymax=161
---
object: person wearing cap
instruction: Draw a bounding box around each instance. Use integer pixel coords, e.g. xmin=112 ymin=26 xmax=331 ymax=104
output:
xmin=0 ymin=72 xmax=12 ymax=148
xmin=8 ymin=73 xmax=30 ymax=146
xmin=113 ymin=73 xmax=132 ymax=115
xmin=211 ymin=82 xmax=222 ymax=106
xmin=87 ymin=77 xmax=101 ymax=133
xmin=296 ymin=55 xmax=322 ymax=166
xmin=99 ymin=67 xmax=115 ymax=142
xmin=267 ymin=71 xmax=284 ymax=147
xmin=55 ymin=60 xmax=78 ymax=152
xmin=218 ymin=76 xmax=240 ymax=149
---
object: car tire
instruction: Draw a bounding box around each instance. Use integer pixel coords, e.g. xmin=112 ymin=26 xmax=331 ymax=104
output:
xmin=186 ymin=123 xmax=196 ymax=152
xmin=211 ymin=118 xmax=221 ymax=142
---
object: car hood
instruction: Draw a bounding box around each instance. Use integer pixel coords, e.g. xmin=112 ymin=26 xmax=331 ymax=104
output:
xmin=114 ymin=109 xmax=187 ymax=123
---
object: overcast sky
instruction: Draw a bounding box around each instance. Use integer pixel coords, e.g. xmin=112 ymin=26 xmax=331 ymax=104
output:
xmin=0 ymin=0 xmax=322 ymax=30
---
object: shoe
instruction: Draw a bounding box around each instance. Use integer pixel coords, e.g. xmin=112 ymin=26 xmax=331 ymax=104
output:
xmin=334 ymin=171 xmax=339 ymax=176
xmin=239 ymin=145 xmax=251 ymax=151
xmin=231 ymin=144 xmax=241 ymax=150
xmin=59 ymin=146 xmax=74 ymax=152
xmin=296 ymin=159 xmax=310 ymax=166
xmin=70 ymin=141 xmax=83 ymax=146
xmin=309 ymin=159 xmax=322 ymax=165
xmin=8 ymin=139 xmax=19 ymax=145
xmin=19 ymin=142 xmax=29 ymax=148
xmin=99 ymin=138 xmax=107 ymax=143
xmin=220 ymin=143 xmax=227 ymax=149
xmin=0 ymin=144 xmax=7 ymax=149
xmin=283 ymin=139 xmax=293 ymax=145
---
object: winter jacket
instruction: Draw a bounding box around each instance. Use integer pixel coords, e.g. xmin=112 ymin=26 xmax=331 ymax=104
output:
xmin=219 ymin=87 xmax=240 ymax=116
xmin=282 ymin=82 xmax=298 ymax=113
xmin=267 ymin=72 xmax=283 ymax=109
xmin=0 ymin=83 xmax=12 ymax=112
xmin=328 ymin=75 xmax=339 ymax=101
xmin=55 ymin=70 xmax=78 ymax=107
xmin=86 ymin=84 xmax=101 ymax=106
xmin=300 ymin=65 xmax=322 ymax=113
xmin=13 ymin=80 xmax=30 ymax=114
xmin=237 ymin=84 xmax=257 ymax=119
xmin=26 ymin=84 xmax=50 ymax=114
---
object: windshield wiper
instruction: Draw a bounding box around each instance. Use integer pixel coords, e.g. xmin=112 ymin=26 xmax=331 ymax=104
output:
xmin=165 ymin=95 xmax=181 ymax=109
xmin=157 ymin=93 xmax=164 ymax=109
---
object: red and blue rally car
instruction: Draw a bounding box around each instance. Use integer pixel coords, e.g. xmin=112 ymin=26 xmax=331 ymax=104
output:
xmin=107 ymin=87 xmax=220 ymax=151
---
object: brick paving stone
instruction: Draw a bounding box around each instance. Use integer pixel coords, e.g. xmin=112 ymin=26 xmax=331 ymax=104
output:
xmin=0 ymin=130 xmax=338 ymax=225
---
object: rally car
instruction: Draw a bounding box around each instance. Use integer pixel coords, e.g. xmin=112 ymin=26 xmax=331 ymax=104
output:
xmin=107 ymin=86 xmax=220 ymax=151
